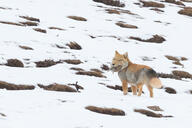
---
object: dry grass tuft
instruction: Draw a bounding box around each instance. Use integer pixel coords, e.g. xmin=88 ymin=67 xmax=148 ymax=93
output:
xmin=164 ymin=87 xmax=177 ymax=94
xmin=38 ymin=83 xmax=77 ymax=92
xmin=93 ymin=0 xmax=125 ymax=7
xmin=68 ymin=82 xmax=84 ymax=92
xmin=172 ymin=70 xmax=192 ymax=79
xmin=0 ymin=113 xmax=6 ymax=117
xmin=181 ymin=0 xmax=192 ymax=2
xmin=70 ymin=67 xmax=85 ymax=72
xmin=157 ymin=72 xmax=181 ymax=80
xmin=66 ymin=42 xmax=82 ymax=50
xmin=19 ymin=21 xmax=38 ymax=26
xmin=130 ymin=35 xmax=166 ymax=43
xmin=85 ymin=106 xmax=125 ymax=116
xmin=19 ymin=45 xmax=33 ymax=50
xmin=6 ymin=59 xmax=24 ymax=67
xmin=105 ymin=9 xmax=120 ymax=14
xmin=19 ymin=16 xmax=40 ymax=22
xmin=116 ymin=22 xmax=138 ymax=29
xmin=164 ymin=0 xmax=185 ymax=6
xmin=48 ymin=27 xmax=65 ymax=31
xmin=63 ymin=59 xmax=82 ymax=65
xmin=76 ymin=70 xmax=106 ymax=78
xmin=181 ymin=57 xmax=188 ymax=61
xmin=140 ymin=0 xmax=165 ymax=8
xmin=101 ymin=64 xmax=110 ymax=71
xmin=33 ymin=28 xmax=47 ymax=33
xmin=67 ymin=16 xmax=87 ymax=21
xmin=0 ymin=81 xmax=35 ymax=90
xmin=0 ymin=21 xmax=24 ymax=26
xmin=134 ymin=109 xmax=173 ymax=118
xmin=147 ymin=106 xmax=163 ymax=111
xmin=134 ymin=109 xmax=162 ymax=117
xmin=165 ymin=55 xmax=179 ymax=61
xmin=35 ymin=60 xmax=61 ymax=67
xmin=178 ymin=7 xmax=192 ymax=17
xmin=165 ymin=55 xmax=187 ymax=67
xmin=150 ymin=8 xmax=164 ymax=12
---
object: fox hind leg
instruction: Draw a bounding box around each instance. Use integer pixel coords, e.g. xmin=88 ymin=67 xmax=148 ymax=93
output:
xmin=131 ymin=85 xmax=137 ymax=95
xmin=147 ymin=85 xmax=153 ymax=98
xmin=137 ymin=84 xmax=143 ymax=96
xmin=122 ymin=80 xmax=128 ymax=95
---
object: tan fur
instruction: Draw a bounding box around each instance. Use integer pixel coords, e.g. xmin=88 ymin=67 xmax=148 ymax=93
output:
xmin=149 ymin=78 xmax=162 ymax=88
xmin=111 ymin=51 xmax=162 ymax=98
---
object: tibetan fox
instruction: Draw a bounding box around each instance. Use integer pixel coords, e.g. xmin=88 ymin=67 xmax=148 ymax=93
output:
xmin=111 ymin=51 xmax=162 ymax=97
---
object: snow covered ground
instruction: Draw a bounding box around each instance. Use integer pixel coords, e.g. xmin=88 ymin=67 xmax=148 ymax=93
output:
xmin=0 ymin=0 xmax=192 ymax=127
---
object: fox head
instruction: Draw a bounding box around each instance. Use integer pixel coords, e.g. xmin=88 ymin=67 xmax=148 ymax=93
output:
xmin=111 ymin=51 xmax=129 ymax=72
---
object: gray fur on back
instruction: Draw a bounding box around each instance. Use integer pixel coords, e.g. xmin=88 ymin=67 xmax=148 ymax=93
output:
xmin=118 ymin=68 xmax=157 ymax=86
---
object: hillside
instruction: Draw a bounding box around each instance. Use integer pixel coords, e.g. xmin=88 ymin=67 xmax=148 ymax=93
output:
xmin=0 ymin=0 xmax=192 ymax=128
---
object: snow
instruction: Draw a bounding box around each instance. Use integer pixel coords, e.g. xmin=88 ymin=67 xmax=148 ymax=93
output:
xmin=0 ymin=0 xmax=192 ymax=127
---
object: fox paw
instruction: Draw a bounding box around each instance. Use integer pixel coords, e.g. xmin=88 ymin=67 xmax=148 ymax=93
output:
xmin=123 ymin=92 xmax=128 ymax=95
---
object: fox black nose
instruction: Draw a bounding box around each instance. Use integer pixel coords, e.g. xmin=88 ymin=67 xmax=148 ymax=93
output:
xmin=112 ymin=64 xmax=115 ymax=66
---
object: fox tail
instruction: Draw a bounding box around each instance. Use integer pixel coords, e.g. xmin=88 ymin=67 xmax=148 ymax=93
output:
xmin=149 ymin=78 xmax=162 ymax=88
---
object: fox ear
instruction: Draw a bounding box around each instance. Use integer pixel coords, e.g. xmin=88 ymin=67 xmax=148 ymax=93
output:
xmin=115 ymin=50 xmax=120 ymax=55
xmin=123 ymin=52 xmax=128 ymax=58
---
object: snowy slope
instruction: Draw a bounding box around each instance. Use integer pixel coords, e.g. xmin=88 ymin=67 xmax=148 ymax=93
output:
xmin=0 ymin=0 xmax=192 ymax=128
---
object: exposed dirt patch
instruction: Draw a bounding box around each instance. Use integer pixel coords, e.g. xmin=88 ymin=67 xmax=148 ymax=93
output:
xmin=38 ymin=83 xmax=77 ymax=92
xmin=35 ymin=60 xmax=61 ymax=67
xmin=0 ymin=21 xmax=24 ymax=26
xmin=0 ymin=81 xmax=35 ymax=90
xmin=101 ymin=64 xmax=110 ymax=71
xmin=33 ymin=28 xmax=47 ymax=33
xmin=140 ymin=0 xmax=165 ymax=8
xmin=164 ymin=87 xmax=177 ymax=94
xmin=85 ymin=106 xmax=125 ymax=116
xmin=116 ymin=22 xmax=138 ymax=29
xmin=63 ymin=59 xmax=82 ymax=65
xmin=19 ymin=16 xmax=40 ymax=22
xmin=93 ymin=0 xmax=125 ymax=7
xmin=6 ymin=59 xmax=24 ymax=67
xmin=163 ymin=0 xmax=185 ymax=6
xmin=147 ymin=106 xmax=163 ymax=111
xmin=66 ymin=41 xmax=82 ymax=50
xmin=178 ymin=7 xmax=192 ymax=17
xmin=67 ymin=16 xmax=87 ymax=21
xmin=19 ymin=45 xmax=33 ymax=50
xmin=134 ymin=109 xmax=173 ymax=118
xmin=172 ymin=70 xmax=192 ymax=79
xmin=48 ymin=27 xmax=65 ymax=31
xmin=130 ymin=35 xmax=166 ymax=43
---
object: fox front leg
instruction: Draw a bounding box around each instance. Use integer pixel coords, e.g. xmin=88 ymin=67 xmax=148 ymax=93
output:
xmin=122 ymin=80 xmax=128 ymax=95
xmin=131 ymin=85 xmax=137 ymax=95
